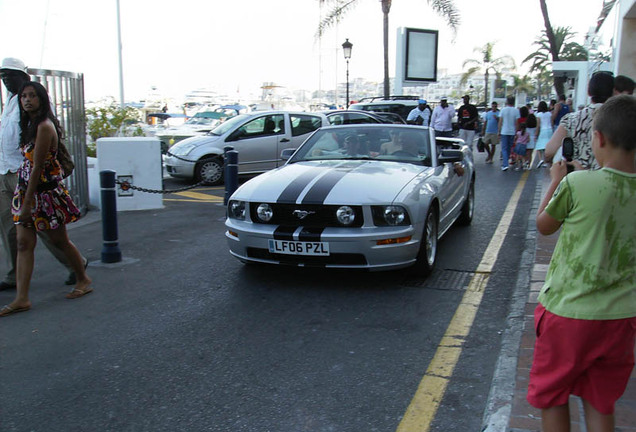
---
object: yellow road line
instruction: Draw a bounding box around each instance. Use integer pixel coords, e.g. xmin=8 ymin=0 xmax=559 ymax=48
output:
xmin=397 ymin=171 xmax=529 ymax=432
xmin=163 ymin=190 xmax=224 ymax=203
xmin=175 ymin=191 xmax=221 ymax=200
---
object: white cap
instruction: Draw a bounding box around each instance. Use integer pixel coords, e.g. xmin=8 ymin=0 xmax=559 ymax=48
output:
xmin=0 ymin=57 xmax=28 ymax=74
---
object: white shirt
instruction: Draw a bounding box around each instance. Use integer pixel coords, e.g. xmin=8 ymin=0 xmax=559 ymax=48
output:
xmin=407 ymin=107 xmax=431 ymax=125
xmin=499 ymin=106 xmax=520 ymax=136
xmin=0 ymin=94 xmax=24 ymax=174
xmin=430 ymin=104 xmax=454 ymax=132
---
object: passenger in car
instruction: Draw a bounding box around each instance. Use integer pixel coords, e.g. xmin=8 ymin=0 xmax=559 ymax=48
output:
xmin=343 ymin=134 xmax=369 ymax=156
xmin=380 ymin=130 xmax=402 ymax=154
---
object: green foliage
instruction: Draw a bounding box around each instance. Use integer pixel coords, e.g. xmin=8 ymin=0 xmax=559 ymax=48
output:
xmin=85 ymin=104 xmax=143 ymax=144
xmin=522 ymin=26 xmax=588 ymax=73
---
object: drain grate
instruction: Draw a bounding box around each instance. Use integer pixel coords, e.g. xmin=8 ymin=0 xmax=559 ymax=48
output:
xmin=401 ymin=269 xmax=475 ymax=290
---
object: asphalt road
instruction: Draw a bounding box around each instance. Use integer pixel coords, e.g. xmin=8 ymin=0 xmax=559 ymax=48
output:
xmin=0 ymin=153 xmax=539 ymax=432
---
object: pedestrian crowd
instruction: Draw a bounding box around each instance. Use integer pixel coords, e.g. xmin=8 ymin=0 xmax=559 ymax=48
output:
xmin=477 ymin=72 xmax=634 ymax=173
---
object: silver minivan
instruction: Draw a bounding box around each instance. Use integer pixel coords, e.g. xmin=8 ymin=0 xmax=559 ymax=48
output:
xmin=164 ymin=111 xmax=328 ymax=185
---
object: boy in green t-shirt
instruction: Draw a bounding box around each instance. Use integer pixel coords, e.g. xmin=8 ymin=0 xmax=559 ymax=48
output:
xmin=528 ymin=95 xmax=636 ymax=432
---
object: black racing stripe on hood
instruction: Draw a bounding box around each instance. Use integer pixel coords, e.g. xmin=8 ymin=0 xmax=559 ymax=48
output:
xmin=301 ymin=168 xmax=351 ymax=205
xmin=276 ymin=167 xmax=324 ymax=204
xmin=273 ymin=226 xmax=296 ymax=240
xmin=298 ymin=227 xmax=325 ymax=242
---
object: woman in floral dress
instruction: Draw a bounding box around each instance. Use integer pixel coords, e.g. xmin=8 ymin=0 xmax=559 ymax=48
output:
xmin=0 ymin=82 xmax=92 ymax=317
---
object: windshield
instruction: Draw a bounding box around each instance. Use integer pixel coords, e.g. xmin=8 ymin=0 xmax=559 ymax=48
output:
xmin=289 ymin=126 xmax=432 ymax=166
xmin=208 ymin=114 xmax=250 ymax=136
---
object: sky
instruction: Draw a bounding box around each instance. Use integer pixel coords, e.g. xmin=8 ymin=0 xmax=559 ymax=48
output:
xmin=0 ymin=0 xmax=607 ymax=103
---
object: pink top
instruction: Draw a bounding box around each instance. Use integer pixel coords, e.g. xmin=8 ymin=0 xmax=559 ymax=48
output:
xmin=515 ymin=130 xmax=530 ymax=145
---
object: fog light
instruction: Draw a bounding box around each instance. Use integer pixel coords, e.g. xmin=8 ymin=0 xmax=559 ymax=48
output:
xmin=256 ymin=203 xmax=274 ymax=222
xmin=336 ymin=206 xmax=355 ymax=225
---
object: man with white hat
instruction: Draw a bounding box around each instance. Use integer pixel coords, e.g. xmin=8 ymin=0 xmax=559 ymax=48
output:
xmin=430 ymin=96 xmax=454 ymax=138
xmin=0 ymin=57 xmax=85 ymax=290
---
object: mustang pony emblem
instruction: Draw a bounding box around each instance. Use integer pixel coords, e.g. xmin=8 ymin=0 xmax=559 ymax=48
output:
xmin=293 ymin=210 xmax=315 ymax=219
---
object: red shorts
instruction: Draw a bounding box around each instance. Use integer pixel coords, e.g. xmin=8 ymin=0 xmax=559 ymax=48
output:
xmin=527 ymin=303 xmax=636 ymax=414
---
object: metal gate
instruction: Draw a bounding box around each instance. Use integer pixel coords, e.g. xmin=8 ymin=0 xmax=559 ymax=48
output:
xmin=0 ymin=68 xmax=89 ymax=213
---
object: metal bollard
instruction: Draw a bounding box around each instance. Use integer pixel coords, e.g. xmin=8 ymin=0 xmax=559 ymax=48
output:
xmin=224 ymin=150 xmax=239 ymax=205
xmin=100 ymin=170 xmax=122 ymax=263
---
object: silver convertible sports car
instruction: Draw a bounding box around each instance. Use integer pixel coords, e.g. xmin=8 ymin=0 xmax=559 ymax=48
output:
xmin=225 ymin=124 xmax=474 ymax=274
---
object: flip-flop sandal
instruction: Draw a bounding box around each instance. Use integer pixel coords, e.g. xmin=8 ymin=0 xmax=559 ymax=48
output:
xmin=0 ymin=304 xmax=31 ymax=317
xmin=65 ymin=287 xmax=93 ymax=299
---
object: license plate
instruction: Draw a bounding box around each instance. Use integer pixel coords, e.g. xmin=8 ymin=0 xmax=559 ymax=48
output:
xmin=268 ymin=240 xmax=330 ymax=256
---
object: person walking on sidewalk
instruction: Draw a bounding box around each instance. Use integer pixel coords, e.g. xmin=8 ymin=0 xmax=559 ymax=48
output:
xmin=457 ymin=95 xmax=479 ymax=150
xmin=0 ymin=58 xmax=86 ymax=293
xmin=0 ymin=81 xmax=92 ymax=317
xmin=482 ymin=101 xmax=499 ymax=163
xmin=530 ymin=101 xmax=553 ymax=169
xmin=497 ymin=96 xmax=519 ymax=171
xmin=528 ymin=95 xmax=636 ymax=432
xmin=430 ymin=96 xmax=454 ymax=138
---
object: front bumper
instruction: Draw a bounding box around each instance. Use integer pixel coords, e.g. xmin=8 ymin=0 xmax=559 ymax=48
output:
xmin=225 ymin=219 xmax=421 ymax=271
xmin=164 ymin=155 xmax=196 ymax=179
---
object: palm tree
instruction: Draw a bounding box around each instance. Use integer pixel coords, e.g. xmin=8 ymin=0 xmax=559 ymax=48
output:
xmin=317 ymin=0 xmax=460 ymax=99
xmin=531 ymin=67 xmax=554 ymax=101
xmin=459 ymin=42 xmax=515 ymax=105
xmin=509 ymin=74 xmax=534 ymax=99
xmin=530 ymin=0 xmax=589 ymax=97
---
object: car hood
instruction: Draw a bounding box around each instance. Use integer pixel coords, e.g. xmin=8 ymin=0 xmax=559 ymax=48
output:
xmin=232 ymin=160 xmax=434 ymax=205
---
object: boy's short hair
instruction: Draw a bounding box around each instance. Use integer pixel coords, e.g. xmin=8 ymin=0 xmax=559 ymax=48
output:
xmin=593 ymin=95 xmax=636 ymax=151
xmin=614 ymin=75 xmax=635 ymax=94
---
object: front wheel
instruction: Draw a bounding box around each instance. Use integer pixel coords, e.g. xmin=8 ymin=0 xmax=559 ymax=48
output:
xmin=195 ymin=157 xmax=224 ymax=185
xmin=457 ymin=180 xmax=474 ymax=225
xmin=412 ymin=207 xmax=438 ymax=276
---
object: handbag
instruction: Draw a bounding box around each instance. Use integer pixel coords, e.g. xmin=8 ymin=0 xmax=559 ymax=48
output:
xmin=57 ymin=141 xmax=75 ymax=179
xmin=477 ymin=137 xmax=485 ymax=153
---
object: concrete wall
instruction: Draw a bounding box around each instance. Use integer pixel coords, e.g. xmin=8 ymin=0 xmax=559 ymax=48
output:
xmin=615 ymin=0 xmax=636 ymax=78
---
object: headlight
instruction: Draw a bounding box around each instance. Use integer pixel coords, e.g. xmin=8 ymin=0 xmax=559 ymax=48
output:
xmin=170 ymin=142 xmax=197 ymax=156
xmin=371 ymin=205 xmax=410 ymax=226
xmin=256 ymin=203 xmax=273 ymax=222
xmin=336 ymin=206 xmax=355 ymax=226
xmin=228 ymin=200 xmax=246 ymax=220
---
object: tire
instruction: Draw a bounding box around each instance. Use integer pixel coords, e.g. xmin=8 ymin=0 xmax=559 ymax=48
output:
xmin=457 ymin=180 xmax=474 ymax=226
xmin=413 ymin=206 xmax=438 ymax=276
xmin=195 ymin=157 xmax=224 ymax=185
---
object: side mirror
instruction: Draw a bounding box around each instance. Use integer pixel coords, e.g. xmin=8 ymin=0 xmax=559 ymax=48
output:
xmin=438 ymin=149 xmax=463 ymax=164
xmin=280 ymin=148 xmax=296 ymax=161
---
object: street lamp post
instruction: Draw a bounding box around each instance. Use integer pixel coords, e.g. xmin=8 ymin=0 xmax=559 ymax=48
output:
xmin=342 ymin=38 xmax=353 ymax=108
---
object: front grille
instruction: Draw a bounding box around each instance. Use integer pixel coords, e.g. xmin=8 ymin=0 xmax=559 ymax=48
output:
xmin=247 ymin=248 xmax=367 ymax=266
xmin=250 ymin=203 xmax=363 ymax=228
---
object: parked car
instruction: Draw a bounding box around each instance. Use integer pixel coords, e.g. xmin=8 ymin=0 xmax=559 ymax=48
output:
xmin=156 ymin=111 xmax=227 ymax=149
xmin=225 ymin=124 xmax=474 ymax=274
xmin=325 ymin=110 xmax=405 ymax=125
xmin=164 ymin=111 xmax=329 ymax=185
xmin=349 ymin=96 xmax=421 ymax=122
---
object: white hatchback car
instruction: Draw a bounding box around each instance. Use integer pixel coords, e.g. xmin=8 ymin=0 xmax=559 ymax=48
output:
xmin=164 ymin=111 xmax=328 ymax=184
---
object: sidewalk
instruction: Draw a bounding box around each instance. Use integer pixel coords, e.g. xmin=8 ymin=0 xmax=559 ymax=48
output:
xmin=507 ymin=169 xmax=636 ymax=432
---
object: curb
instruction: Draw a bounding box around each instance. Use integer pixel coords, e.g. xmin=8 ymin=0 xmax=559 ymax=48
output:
xmin=481 ymin=172 xmax=543 ymax=431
